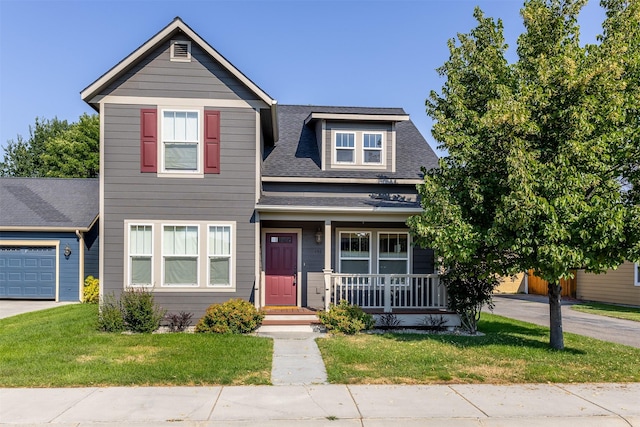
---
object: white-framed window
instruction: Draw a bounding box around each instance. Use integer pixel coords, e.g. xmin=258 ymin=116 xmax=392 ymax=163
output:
xmin=335 ymin=132 xmax=355 ymax=164
xmin=635 ymin=263 xmax=639 ymax=286
xmin=162 ymin=225 xmax=199 ymax=287
xmin=129 ymin=224 xmax=153 ymax=287
xmin=161 ymin=110 xmax=200 ymax=173
xmin=378 ymin=233 xmax=409 ymax=274
xmin=208 ymin=225 xmax=232 ymax=287
xmin=339 ymin=232 xmax=371 ymax=274
xmin=363 ymin=132 xmax=383 ymax=164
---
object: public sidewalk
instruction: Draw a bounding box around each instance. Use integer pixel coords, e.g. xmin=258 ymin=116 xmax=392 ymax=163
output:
xmin=1 ymin=383 xmax=638 ymax=426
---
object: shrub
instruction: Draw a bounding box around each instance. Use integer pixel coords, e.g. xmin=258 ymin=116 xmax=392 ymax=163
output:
xmin=377 ymin=313 xmax=402 ymax=328
xmin=442 ymin=261 xmax=498 ymax=335
xmin=318 ymin=300 xmax=374 ymax=334
xmin=97 ymin=293 xmax=125 ymax=332
xmin=421 ymin=314 xmax=448 ymax=331
xmin=120 ymin=288 xmax=167 ymax=333
xmin=165 ymin=311 xmax=194 ymax=332
xmin=195 ymin=299 xmax=264 ymax=334
xmin=83 ymin=276 xmax=99 ymax=304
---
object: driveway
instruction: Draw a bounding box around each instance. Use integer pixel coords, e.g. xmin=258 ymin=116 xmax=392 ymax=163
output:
xmin=491 ymin=294 xmax=640 ymax=348
xmin=0 ymin=300 xmax=77 ymax=320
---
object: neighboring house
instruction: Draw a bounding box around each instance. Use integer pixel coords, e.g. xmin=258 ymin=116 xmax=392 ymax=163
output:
xmin=577 ymin=262 xmax=640 ymax=306
xmin=80 ymin=17 xmax=444 ymax=320
xmin=0 ymin=178 xmax=99 ymax=301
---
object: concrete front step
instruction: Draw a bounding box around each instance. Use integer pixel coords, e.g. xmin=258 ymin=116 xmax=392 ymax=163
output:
xmin=258 ymin=313 xmax=325 ymax=333
xmin=264 ymin=314 xmax=319 ymax=322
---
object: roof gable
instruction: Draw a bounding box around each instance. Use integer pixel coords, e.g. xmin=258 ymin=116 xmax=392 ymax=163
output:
xmin=0 ymin=178 xmax=99 ymax=230
xmin=81 ymin=17 xmax=275 ymax=108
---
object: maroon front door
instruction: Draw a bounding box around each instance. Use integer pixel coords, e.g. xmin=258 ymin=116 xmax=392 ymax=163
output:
xmin=265 ymin=233 xmax=297 ymax=306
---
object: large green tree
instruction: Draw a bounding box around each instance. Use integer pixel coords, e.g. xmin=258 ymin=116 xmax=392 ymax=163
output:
xmin=408 ymin=0 xmax=640 ymax=349
xmin=1 ymin=113 xmax=99 ymax=178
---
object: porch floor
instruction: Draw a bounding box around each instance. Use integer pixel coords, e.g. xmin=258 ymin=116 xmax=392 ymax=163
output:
xmin=263 ymin=306 xmax=319 ymax=315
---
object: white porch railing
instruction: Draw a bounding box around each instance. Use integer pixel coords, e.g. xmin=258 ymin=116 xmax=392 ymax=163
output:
xmin=323 ymin=271 xmax=447 ymax=312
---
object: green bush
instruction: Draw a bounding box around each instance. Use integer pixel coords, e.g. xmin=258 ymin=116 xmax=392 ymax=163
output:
xmin=97 ymin=293 xmax=125 ymax=332
xmin=83 ymin=276 xmax=99 ymax=304
xmin=120 ymin=288 xmax=167 ymax=333
xmin=195 ymin=299 xmax=265 ymax=334
xmin=318 ymin=300 xmax=374 ymax=334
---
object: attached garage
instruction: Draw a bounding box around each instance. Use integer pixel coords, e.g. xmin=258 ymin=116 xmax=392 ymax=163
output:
xmin=0 ymin=246 xmax=56 ymax=299
xmin=0 ymin=178 xmax=99 ymax=301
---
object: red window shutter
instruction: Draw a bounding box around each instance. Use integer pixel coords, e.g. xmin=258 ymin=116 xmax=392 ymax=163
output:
xmin=204 ymin=110 xmax=220 ymax=174
xmin=140 ymin=109 xmax=157 ymax=173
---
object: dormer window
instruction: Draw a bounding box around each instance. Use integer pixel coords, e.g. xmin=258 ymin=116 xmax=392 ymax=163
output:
xmin=363 ymin=133 xmax=383 ymax=164
xmin=332 ymin=130 xmax=386 ymax=168
xmin=335 ymin=132 xmax=355 ymax=164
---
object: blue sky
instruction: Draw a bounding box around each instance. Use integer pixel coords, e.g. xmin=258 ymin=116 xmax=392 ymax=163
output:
xmin=0 ymin=0 xmax=605 ymax=157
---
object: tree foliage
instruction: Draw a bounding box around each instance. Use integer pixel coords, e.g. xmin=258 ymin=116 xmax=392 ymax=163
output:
xmin=1 ymin=113 xmax=99 ymax=178
xmin=408 ymin=0 xmax=640 ymax=349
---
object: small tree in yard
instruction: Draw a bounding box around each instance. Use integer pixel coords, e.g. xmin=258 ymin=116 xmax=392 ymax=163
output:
xmin=409 ymin=0 xmax=640 ymax=350
xmin=442 ymin=261 xmax=498 ymax=335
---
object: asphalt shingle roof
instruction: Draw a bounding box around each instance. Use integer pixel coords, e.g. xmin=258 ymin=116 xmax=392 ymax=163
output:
xmin=0 ymin=178 xmax=99 ymax=229
xmin=263 ymin=105 xmax=438 ymax=179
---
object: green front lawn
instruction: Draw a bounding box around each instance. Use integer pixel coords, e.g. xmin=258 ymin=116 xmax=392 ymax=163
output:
xmin=0 ymin=304 xmax=272 ymax=387
xmin=316 ymin=313 xmax=640 ymax=384
xmin=571 ymin=302 xmax=640 ymax=322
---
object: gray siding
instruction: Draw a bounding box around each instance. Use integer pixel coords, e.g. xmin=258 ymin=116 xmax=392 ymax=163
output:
xmin=102 ymin=103 xmax=257 ymax=319
xmin=104 ymin=35 xmax=260 ymax=101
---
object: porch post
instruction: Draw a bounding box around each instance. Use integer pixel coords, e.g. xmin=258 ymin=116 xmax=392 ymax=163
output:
xmin=323 ymin=220 xmax=331 ymax=271
xmin=384 ymin=274 xmax=392 ymax=313
xmin=323 ymin=268 xmax=333 ymax=311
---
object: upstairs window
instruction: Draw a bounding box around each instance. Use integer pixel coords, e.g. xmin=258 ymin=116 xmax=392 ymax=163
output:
xmin=332 ymin=130 xmax=386 ymax=167
xmin=335 ymin=132 xmax=355 ymax=164
xmin=635 ymin=263 xmax=639 ymax=286
xmin=162 ymin=111 xmax=199 ymax=172
xmin=363 ymin=133 xmax=383 ymax=164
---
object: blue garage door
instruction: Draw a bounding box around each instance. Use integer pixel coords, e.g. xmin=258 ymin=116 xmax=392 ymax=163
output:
xmin=0 ymin=247 xmax=56 ymax=299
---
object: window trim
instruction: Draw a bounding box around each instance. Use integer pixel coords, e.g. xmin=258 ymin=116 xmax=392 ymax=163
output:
xmin=207 ymin=224 xmax=233 ymax=288
xmin=335 ymin=228 xmax=413 ymax=276
xmin=159 ymin=108 xmax=203 ymax=177
xmin=377 ymin=232 xmax=410 ymax=275
xmin=338 ymin=231 xmax=372 ymax=274
xmin=363 ymin=132 xmax=384 ymax=165
xmin=330 ymin=129 xmax=386 ymax=168
xmin=334 ymin=131 xmax=356 ymax=165
xmin=161 ymin=224 xmax=200 ymax=288
xmin=128 ymin=223 xmax=154 ymax=288
xmin=124 ymin=220 xmax=237 ymax=292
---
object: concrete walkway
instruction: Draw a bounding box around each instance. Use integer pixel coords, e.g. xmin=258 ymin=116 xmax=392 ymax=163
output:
xmin=491 ymin=294 xmax=640 ymax=348
xmin=1 ymin=383 xmax=638 ymax=426
xmin=259 ymin=332 xmax=328 ymax=385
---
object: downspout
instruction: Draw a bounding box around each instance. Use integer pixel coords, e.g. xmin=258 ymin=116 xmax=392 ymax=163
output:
xmin=76 ymin=230 xmax=85 ymax=302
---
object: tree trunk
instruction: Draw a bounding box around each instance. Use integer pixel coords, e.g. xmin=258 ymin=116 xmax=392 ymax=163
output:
xmin=548 ymin=281 xmax=564 ymax=350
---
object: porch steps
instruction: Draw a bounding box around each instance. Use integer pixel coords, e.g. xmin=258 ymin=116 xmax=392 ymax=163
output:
xmin=258 ymin=307 xmax=325 ymax=333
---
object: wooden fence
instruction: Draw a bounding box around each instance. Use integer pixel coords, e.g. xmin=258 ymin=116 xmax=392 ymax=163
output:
xmin=527 ymin=270 xmax=576 ymax=297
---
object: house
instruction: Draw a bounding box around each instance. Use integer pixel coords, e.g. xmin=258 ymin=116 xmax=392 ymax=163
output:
xmin=81 ymin=17 xmax=448 ymax=323
xmin=576 ymin=262 xmax=640 ymax=306
xmin=0 ymin=178 xmax=99 ymax=301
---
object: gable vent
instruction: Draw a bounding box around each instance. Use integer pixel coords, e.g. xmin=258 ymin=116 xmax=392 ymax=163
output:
xmin=171 ymin=40 xmax=191 ymax=62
